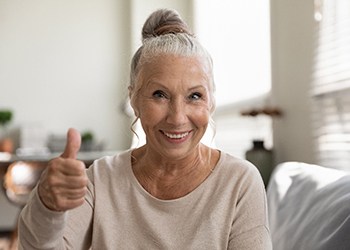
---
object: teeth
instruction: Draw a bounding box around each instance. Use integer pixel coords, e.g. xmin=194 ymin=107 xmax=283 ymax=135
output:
xmin=164 ymin=131 xmax=189 ymax=139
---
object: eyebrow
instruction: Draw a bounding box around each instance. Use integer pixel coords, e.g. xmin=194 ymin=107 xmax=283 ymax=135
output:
xmin=147 ymin=81 xmax=208 ymax=92
xmin=188 ymin=85 xmax=208 ymax=91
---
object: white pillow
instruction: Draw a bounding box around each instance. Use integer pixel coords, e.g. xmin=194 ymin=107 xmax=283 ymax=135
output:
xmin=267 ymin=162 xmax=350 ymax=250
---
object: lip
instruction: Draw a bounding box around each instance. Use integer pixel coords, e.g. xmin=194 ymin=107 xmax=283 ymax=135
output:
xmin=160 ymin=130 xmax=193 ymax=143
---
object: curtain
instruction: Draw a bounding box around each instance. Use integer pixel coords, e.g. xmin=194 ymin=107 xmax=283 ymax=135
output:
xmin=312 ymin=0 xmax=350 ymax=170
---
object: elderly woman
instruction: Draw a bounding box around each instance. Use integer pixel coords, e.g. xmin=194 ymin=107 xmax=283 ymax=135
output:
xmin=18 ymin=9 xmax=272 ymax=249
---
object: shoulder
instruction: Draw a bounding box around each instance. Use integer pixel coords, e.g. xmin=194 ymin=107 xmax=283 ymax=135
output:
xmin=218 ymin=151 xmax=262 ymax=181
xmin=92 ymin=150 xmax=131 ymax=166
xmin=86 ymin=150 xmax=132 ymax=181
xmin=218 ymin=153 xmax=269 ymax=232
xmin=214 ymin=151 xmax=265 ymax=199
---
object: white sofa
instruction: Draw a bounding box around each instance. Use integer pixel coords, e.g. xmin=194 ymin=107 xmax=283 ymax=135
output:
xmin=267 ymin=162 xmax=350 ymax=250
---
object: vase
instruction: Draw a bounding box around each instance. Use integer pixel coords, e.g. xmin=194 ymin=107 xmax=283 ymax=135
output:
xmin=0 ymin=137 xmax=14 ymax=153
xmin=245 ymin=140 xmax=273 ymax=187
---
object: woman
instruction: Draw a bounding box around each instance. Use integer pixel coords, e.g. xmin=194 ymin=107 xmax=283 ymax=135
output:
xmin=18 ymin=9 xmax=272 ymax=249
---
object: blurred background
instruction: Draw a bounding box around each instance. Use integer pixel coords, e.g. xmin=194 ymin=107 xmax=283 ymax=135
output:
xmin=1 ymin=0 xmax=349 ymax=236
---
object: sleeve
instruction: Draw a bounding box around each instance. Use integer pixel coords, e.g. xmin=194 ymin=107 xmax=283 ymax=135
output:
xmin=228 ymin=165 xmax=272 ymax=250
xmin=18 ymin=170 xmax=94 ymax=250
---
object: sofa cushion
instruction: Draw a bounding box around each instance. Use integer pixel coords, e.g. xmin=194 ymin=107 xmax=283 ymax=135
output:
xmin=267 ymin=162 xmax=350 ymax=250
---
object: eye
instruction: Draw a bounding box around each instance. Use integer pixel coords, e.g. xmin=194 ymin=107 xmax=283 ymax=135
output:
xmin=189 ymin=92 xmax=202 ymax=100
xmin=152 ymin=90 xmax=167 ymax=99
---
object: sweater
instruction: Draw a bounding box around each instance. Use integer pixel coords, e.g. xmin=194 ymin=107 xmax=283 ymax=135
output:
xmin=18 ymin=150 xmax=272 ymax=249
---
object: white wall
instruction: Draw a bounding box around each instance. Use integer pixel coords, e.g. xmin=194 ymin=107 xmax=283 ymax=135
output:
xmin=270 ymin=0 xmax=316 ymax=164
xmin=0 ymin=0 xmax=132 ymax=151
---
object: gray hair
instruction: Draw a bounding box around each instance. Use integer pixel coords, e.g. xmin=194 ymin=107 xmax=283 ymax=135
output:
xmin=129 ymin=9 xmax=216 ymax=112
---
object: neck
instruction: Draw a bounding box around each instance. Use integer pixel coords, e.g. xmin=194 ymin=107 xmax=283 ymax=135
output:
xmin=131 ymin=144 xmax=217 ymax=200
xmin=143 ymin=144 xmax=205 ymax=171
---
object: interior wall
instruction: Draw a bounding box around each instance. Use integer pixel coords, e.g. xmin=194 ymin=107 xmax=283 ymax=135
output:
xmin=270 ymin=0 xmax=316 ymax=165
xmin=0 ymin=0 xmax=132 ymax=151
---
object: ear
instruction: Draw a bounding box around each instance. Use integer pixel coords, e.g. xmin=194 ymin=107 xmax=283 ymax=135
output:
xmin=128 ymin=86 xmax=139 ymax=117
xmin=209 ymin=97 xmax=216 ymax=114
xmin=130 ymin=100 xmax=139 ymax=117
xmin=133 ymin=109 xmax=139 ymax=117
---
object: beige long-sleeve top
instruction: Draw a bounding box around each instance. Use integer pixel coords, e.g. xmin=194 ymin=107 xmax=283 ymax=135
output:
xmin=18 ymin=150 xmax=272 ymax=249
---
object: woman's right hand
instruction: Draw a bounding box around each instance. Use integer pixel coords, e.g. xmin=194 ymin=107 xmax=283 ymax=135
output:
xmin=38 ymin=128 xmax=88 ymax=212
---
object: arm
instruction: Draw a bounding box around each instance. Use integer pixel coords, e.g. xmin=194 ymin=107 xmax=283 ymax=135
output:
xmin=18 ymin=184 xmax=93 ymax=250
xmin=228 ymin=166 xmax=272 ymax=250
xmin=18 ymin=128 xmax=93 ymax=249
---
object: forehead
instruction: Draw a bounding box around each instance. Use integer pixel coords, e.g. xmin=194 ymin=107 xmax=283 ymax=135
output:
xmin=139 ymin=54 xmax=211 ymax=85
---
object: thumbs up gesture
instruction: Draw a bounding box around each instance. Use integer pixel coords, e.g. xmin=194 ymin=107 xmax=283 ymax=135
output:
xmin=38 ymin=128 xmax=88 ymax=211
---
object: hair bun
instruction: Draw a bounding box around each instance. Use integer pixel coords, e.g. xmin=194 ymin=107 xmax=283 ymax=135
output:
xmin=142 ymin=9 xmax=192 ymax=40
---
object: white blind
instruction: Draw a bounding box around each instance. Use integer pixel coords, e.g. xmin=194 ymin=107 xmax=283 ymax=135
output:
xmin=312 ymin=0 xmax=350 ymax=170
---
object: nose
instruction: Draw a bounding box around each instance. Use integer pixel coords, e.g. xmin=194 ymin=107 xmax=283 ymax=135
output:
xmin=166 ymin=98 xmax=188 ymax=126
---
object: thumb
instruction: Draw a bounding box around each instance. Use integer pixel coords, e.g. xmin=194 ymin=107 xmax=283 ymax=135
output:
xmin=61 ymin=128 xmax=81 ymax=159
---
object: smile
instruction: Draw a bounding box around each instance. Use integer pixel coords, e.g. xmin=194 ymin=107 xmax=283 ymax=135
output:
xmin=162 ymin=131 xmax=190 ymax=139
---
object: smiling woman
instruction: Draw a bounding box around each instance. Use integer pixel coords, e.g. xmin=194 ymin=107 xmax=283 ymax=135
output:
xmin=18 ymin=9 xmax=272 ymax=249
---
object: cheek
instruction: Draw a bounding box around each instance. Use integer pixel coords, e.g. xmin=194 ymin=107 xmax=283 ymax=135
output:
xmin=190 ymin=106 xmax=211 ymax=127
xmin=138 ymin=100 xmax=164 ymax=122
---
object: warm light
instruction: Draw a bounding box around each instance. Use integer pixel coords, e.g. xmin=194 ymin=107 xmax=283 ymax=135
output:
xmin=314 ymin=0 xmax=323 ymax=22
xmin=11 ymin=162 xmax=35 ymax=185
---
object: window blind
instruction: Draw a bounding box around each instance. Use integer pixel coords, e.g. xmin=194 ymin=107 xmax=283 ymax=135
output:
xmin=312 ymin=0 xmax=350 ymax=170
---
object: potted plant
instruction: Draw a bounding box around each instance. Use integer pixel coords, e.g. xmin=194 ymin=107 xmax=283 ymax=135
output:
xmin=81 ymin=131 xmax=94 ymax=152
xmin=0 ymin=109 xmax=14 ymax=153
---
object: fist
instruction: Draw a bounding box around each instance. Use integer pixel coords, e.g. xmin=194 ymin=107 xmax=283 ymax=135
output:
xmin=38 ymin=128 xmax=88 ymax=211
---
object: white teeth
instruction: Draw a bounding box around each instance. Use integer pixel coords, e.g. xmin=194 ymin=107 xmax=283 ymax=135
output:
xmin=164 ymin=132 xmax=189 ymax=139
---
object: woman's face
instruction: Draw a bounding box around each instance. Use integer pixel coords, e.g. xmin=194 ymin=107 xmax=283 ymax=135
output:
xmin=134 ymin=54 xmax=213 ymax=160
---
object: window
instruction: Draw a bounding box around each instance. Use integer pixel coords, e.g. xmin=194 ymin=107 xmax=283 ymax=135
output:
xmin=193 ymin=0 xmax=272 ymax=158
xmin=312 ymin=0 xmax=350 ymax=170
